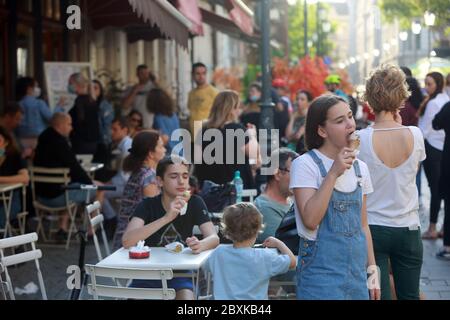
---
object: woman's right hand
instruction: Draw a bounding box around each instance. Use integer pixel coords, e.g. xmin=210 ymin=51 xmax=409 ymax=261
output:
xmin=329 ymin=148 xmax=355 ymax=178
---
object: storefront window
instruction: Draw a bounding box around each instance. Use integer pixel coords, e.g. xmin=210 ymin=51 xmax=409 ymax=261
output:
xmin=17 ymin=23 xmax=34 ymax=77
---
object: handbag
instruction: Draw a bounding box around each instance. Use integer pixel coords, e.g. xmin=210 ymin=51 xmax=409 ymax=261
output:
xmin=199 ymin=180 xmax=237 ymax=213
xmin=275 ymin=203 xmax=299 ymax=254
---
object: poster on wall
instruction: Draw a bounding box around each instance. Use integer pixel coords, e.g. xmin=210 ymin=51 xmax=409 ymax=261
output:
xmin=44 ymin=62 xmax=94 ymax=111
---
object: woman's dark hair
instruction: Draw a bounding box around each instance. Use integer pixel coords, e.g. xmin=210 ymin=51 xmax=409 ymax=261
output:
xmin=15 ymin=77 xmax=35 ymax=100
xmin=249 ymin=83 xmax=262 ymax=92
xmin=297 ymin=89 xmax=313 ymax=102
xmin=156 ymin=155 xmax=190 ymax=178
xmin=123 ymin=130 xmax=160 ymax=173
xmin=305 ymin=94 xmax=347 ymax=150
xmin=93 ymin=80 xmax=105 ymax=102
xmin=406 ymin=77 xmax=424 ymax=110
xmin=146 ymin=88 xmax=175 ymax=117
xmin=0 ymin=126 xmax=19 ymax=156
xmin=418 ymin=72 xmax=444 ymax=116
xmin=128 ymin=110 xmax=143 ymax=127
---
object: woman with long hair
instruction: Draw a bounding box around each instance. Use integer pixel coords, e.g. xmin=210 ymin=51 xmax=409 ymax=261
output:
xmin=112 ymin=130 xmax=166 ymax=250
xmin=92 ymin=80 xmax=114 ymax=164
xmin=147 ymin=88 xmax=180 ymax=155
xmin=194 ymin=90 xmax=260 ymax=189
xmin=418 ymin=72 xmax=450 ymax=239
xmin=285 ymin=90 xmax=313 ymax=154
xmin=127 ymin=110 xmax=143 ymax=138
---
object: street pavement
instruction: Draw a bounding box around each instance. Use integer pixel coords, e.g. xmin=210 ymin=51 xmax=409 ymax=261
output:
xmin=2 ymin=172 xmax=450 ymax=300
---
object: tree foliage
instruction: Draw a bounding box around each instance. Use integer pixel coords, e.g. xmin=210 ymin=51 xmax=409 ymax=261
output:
xmin=272 ymin=56 xmax=329 ymax=98
xmin=288 ymin=2 xmax=335 ymax=61
xmin=379 ymin=0 xmax=450 ymax=29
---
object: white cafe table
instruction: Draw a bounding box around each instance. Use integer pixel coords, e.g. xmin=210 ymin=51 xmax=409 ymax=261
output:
xmin=0 ymin=183 xmax=25 ymax=238
xmin=96 ymin=247 xmax=214 ymax=297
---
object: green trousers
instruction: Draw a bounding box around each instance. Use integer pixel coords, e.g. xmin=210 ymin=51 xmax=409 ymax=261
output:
xmin=369 ymin=225 xmax=423 ymax=300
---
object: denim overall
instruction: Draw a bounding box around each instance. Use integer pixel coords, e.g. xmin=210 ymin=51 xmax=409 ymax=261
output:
xmin=296 ymin=151 xmax=369 ymax=300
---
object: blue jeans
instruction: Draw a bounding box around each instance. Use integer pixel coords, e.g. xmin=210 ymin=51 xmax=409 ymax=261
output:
xmin=130 ymin=276 xmax=193 ymax=292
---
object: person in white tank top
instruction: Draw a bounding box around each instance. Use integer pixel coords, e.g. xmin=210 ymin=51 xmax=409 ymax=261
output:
xmin=359 ymin=65 xmax=425 ymax=300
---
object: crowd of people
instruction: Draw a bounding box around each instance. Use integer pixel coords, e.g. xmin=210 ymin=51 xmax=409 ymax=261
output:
xmin=1 ymin=60 xmax=450 ymax=301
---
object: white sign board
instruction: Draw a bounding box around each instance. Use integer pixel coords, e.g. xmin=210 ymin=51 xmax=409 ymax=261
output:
xmin=44 ymin=62 xmax=94 ymax=111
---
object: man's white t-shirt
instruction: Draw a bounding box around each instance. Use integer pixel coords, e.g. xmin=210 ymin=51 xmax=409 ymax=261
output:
xmin=289 ymin=150 xmax=373 ymax=240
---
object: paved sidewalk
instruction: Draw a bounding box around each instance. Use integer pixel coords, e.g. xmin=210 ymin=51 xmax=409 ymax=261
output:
xmin=2 ymin=173 xmax=450 ymax=300
xmin=418 ymin=170 xmax=450 ymax=299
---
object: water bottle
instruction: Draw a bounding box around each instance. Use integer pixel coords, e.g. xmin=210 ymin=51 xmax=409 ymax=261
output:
xmin=233 ymin=171 xmax=243 ymax=203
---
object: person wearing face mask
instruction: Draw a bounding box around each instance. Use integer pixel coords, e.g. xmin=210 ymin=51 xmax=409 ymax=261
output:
xmin=15 ymin=77 xmax=63 ymax=154
xmin=240 ymin=83 xmax=262 ymax=132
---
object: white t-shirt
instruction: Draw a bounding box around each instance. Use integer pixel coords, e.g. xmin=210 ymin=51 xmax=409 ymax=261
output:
xmin=418 ymin=93 xmax=449 ymax=150
xmin=358 ymin=126 xmax=426 ymax=228
xmin=289 ymin=150 xmax=373 ymax=240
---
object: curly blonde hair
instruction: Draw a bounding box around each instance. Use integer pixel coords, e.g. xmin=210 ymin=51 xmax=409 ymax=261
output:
xmin=363 ymin=65 xmax=411 ymax=114
xmin=222 ymin=203 xmax=263 ymax=243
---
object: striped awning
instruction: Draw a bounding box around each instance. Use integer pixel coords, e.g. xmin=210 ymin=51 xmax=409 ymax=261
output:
xmin=128 ymin=0 xmax=192 ymax=48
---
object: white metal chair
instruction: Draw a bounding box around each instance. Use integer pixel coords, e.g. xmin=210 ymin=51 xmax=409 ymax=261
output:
xmin=86 ymin=201 xmax=111 ymax=262
xmin=0 ymin=233 xmax=47 ymax=300
xmin=242 ymin=189 xmax=257 ymax=202
xmin=0 ymin=184 xmax=28 ymax=239
xmin=85 ymin=264 xmax=176 ymax=300
xmin=29 ymin=167 xmax=79 ymax=249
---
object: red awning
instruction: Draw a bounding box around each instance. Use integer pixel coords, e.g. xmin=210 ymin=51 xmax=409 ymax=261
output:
xmin=200 ymin=8 xmax=259 ymax=44
xmin=225 ymin=0 xmax=254 ymax=36
xmin=177 ymin=0 xmax=203 ymax=36
xmin=86 ymin=0 xmax=192 ymax=48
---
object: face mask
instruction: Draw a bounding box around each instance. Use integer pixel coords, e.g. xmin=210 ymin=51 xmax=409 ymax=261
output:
xmin=0 ymin=148 xmax=5 ymax=157
xmin=67 ymin=84 xmax=77 ymax=95
xmin=249 ymin=96 xmax=259 ymax=103
xmin=33 ymin=87 xmax=42 ymax=98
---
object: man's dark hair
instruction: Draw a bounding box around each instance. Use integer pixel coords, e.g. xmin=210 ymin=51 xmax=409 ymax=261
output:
xmin=136 ymin=64 xmax=148 ymax=72
xmin=267 ymin=148 xmax=299 ymax=184
xmin=192 ymin=62 xmax=207 ymax=73
xmin=156 ymin=155 xmax=190 ymax=178
xmin=112 ymin=116 xmax=129 ymax=130
xmin=1 ymin=102 xmax=23 ymax=117
xmin=15 ymin=77 xmax=35 ymax=100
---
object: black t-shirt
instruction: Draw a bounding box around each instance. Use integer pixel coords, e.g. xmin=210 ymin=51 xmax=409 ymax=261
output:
xmin=132 ymin=194 xmax=211 ymax=247
xmin=0 ymin=152 xmax=26 ymax=176
xmin=194 ymin=123 xmax=255 ymax=189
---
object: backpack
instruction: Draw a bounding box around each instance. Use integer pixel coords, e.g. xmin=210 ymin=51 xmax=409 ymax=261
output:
xmin=199 ymin=180 xmax=237 ymax=213
xmin=275 ymin=204 xmax=299 ymax=254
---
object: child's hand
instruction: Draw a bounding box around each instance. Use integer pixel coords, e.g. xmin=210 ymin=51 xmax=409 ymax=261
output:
xmin=263 ymin=237 xmax=281 ymax=249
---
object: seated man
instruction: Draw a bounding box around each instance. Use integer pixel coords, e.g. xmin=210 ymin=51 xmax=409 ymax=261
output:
xmin=122 ymin=155 xmax=220 ymax=300
xmin=33 ymin=113 xmax=97 ymax=237
xmin=255 ymin=148 xmax=298 ymax=243
xmin=98 ymin=117 xmax=132 ymax=234
xmin=255 ymin=148 xmax=298 ymax=297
